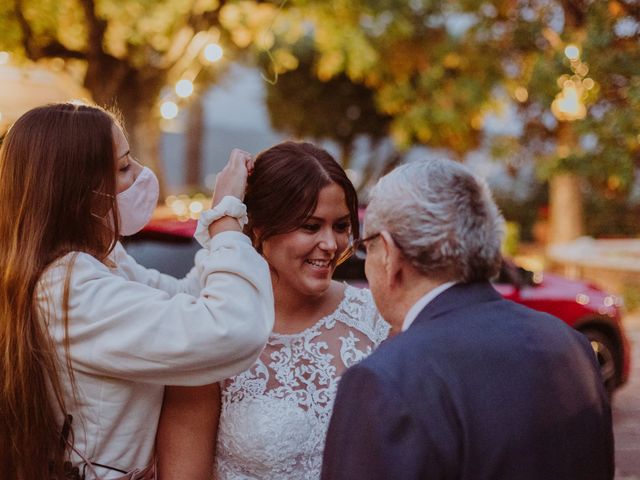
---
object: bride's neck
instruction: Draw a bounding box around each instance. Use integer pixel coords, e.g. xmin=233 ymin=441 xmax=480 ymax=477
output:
xmin=273 ymin=282 xmax=344 ymax=334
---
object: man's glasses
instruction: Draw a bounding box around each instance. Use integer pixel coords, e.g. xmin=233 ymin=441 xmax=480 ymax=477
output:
xmin=335 ymin=232 xmax=381 ymax=266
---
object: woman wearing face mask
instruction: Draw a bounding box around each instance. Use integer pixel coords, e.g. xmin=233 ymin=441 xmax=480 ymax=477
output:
xmin=0 ymin=103 xmax=274 ymax=479
xmin=156 ymin=141 xmax=390 ymax=479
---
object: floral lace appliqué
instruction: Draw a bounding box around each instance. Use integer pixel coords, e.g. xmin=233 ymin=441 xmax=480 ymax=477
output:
xmin=215 ymin=286 xmax=389 ymax=480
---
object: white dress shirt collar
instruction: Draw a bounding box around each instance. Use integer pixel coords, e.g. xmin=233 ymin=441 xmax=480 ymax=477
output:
xmin=401 ymin=282 xmax=456 ymax=331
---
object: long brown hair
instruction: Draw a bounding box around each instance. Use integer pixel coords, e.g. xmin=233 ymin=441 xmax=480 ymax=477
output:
xmin=244 ymin=141 xmax=359 ymax=247
xmin=0 ymin=103 xmax=121 ymax=478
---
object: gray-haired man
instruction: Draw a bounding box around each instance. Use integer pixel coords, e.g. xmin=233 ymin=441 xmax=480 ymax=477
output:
xmin=321 ymin=159 xmax=613 ymax=480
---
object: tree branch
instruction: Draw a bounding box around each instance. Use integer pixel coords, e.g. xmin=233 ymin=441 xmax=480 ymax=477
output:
xmin=78 ymin=0 xmax=106 ymax=58
xmin=41 ymin=41 xmax=87 ymax=60
xmin=14 ymin=0 xmax=87 ymax=61
xmin=187 ymin=0 xmax=228 ymax=34
xmin=158 ymin=0 xmax=230 ymax=72
xmin=162 ymin=0 xmax=284 ymax=71
xmin=619 ymin=1 xmax=640 ymax=21
xmin=561 ymin=0 xmax=587 ymax=30
xmin=14 ymin=0 xmax=38 ymax=59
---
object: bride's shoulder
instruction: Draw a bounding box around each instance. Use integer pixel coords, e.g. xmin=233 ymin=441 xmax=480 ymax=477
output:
xmin=339 ymin=284 xmax=390 ymax=343
xmin=342 ymin=284 xmax=375 ymax=308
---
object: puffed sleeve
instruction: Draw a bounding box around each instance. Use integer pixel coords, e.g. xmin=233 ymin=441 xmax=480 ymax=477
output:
xmin=40 ymin=231 xmax=274 ymax=386
xmin=110 ymin=241 xmax=205 ymax=297
xmin=321 ymin=363 xmax=460 ymax=480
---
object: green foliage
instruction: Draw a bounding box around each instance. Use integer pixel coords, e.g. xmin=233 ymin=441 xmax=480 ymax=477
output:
xmin=2 ymin=0 xmax=639 ymax=223
xmin=275 ymin=0 xmax=506 ymax=155
xmin=263 ymin=45 xmax=391 ymax=167
xmin=501 ymin=221 xmax=520 ymax=257
xmin=0 ymin=0 xmax=283 ymax=168
xmin=511 ymin=3 xmax=640 ymax=190
xmin=275 ymin=0 xmax=640 ymax=204
xmin=492 ymin=180 xmax=548 ymax=242
xmin=584 ymin=191 xmax=640 ymax=238
xmin=622 ymin=283 xmax=640 ymax=314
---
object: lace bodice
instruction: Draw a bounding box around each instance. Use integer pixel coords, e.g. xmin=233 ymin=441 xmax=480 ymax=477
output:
xmin=215 ymin=285 xmax=389 ymax=480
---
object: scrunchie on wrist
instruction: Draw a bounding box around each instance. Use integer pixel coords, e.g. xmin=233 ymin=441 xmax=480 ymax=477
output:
xmin=194 ymin=195 xmax=248 ymax=248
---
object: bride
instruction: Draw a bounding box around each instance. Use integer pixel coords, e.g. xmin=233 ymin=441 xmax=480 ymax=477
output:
xmin=156 ymin=141 xmax=390 ymax=479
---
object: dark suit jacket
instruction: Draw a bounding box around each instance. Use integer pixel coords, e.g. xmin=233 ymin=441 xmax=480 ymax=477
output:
xmin=321 ymin=281 xmax=614 ymax=480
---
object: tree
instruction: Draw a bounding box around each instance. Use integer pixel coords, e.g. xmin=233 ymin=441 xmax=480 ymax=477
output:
xmin=280 ymin=0 xmax=508 ymax=156
xmin=5 ymin=0 xmax=638 ymax=241
xmin=483 ymin=0 xmax=640 ymax=243
xmin=264 ymin=0 xmax=640 ymax=242
xmin=0 ymin=0 xmax=290 ymax=190
xmin=184 ymin=95 xmax=204 ymax=189
xmin=263 ymin=46 xmax=391 ymax=169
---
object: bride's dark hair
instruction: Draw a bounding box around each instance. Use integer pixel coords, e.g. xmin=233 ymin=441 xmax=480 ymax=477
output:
xmin=244 ymin=141 xmax=359 ymax=249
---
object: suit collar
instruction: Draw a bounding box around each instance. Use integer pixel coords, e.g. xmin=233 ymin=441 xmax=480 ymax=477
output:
xmin=408 ymin=281 xmax=502 ymax=329
xmin=402 ymin=281 xmax=457 ymax=331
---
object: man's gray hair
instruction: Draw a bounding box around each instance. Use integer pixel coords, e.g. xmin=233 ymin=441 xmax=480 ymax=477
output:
xmin=365 ymin=159 xmax=505 ymax=282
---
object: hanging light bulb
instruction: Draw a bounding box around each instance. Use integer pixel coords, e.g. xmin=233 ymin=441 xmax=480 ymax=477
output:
xmin=175 ymin=79 xmax=194 ymax=98
xmin=551 ymin=81 xmax=586 ymax=121
xmin=204 ymin=43 xmax=224 ymax=62
xmin=160 ymin=101 xmax=179 ymax=119
xmin=564 ymin=44 xmax=580 ymax=61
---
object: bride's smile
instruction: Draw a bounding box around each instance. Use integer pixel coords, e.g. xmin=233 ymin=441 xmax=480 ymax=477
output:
xmin=261 ymin=182 xmax=352 ymax=300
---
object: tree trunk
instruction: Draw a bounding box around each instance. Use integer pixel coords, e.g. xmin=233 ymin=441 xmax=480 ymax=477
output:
xmin=548 ymin=173 xmax=584 ymax=245
xmin=118 ymin=99 xmax=167 ymax=200
xmin=548 ymin=121 xmax=584 ymax=245
xmin=84 ymin=61 xmax=168 ymax=200
xmin=185 ymin=98 xmax=204 ymax=190
xmin=339 ymin=142 xmax=353 ymax=170
xmin=111 ymin=74 xmax=167 ymax=200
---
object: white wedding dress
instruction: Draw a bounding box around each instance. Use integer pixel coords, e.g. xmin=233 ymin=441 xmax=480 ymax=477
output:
xmin=215 ymin=285 xmax=389 ymax=480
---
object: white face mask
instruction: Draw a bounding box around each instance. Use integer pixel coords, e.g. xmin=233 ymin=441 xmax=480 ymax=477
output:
xmin=117 ymin=166 xmax=159 ymax=236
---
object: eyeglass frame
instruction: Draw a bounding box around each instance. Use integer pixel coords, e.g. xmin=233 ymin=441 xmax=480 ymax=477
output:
xmin=335 ymin=232 xmax=382 ymax=266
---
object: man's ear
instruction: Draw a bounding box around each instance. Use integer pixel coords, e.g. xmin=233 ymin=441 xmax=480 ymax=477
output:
xmin=379 ymin=231 xmax=404 ymax=289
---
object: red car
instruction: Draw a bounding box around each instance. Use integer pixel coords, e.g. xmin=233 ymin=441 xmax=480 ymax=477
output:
xmin=493 ymin=261 xmax=630 ymax=394
xmin=126 ymin=218 xmax=631 ymax=395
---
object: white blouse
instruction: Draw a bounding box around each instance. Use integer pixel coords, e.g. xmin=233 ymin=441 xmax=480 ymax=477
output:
xmin=37 ymin=232 xmax=274 ymax=479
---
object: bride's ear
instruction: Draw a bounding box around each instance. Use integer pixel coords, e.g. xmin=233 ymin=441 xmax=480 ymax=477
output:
xmin=251 ymin=227 xmax=263 ymax=251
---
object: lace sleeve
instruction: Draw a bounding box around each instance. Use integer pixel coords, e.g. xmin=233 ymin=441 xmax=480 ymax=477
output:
xmin=341 ymin=286 xmax=390 ymax=346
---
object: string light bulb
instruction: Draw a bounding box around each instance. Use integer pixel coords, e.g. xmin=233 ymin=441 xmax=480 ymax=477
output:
xmin=160 ymin=101 xmax=179 ymax=119
xmin=564 ymin=44 xmax=580 ymax=61
xmin=204 ymin=43 xmax=223 ymax=62
xmin=175 ymin=79 xmax=194 ymax=98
